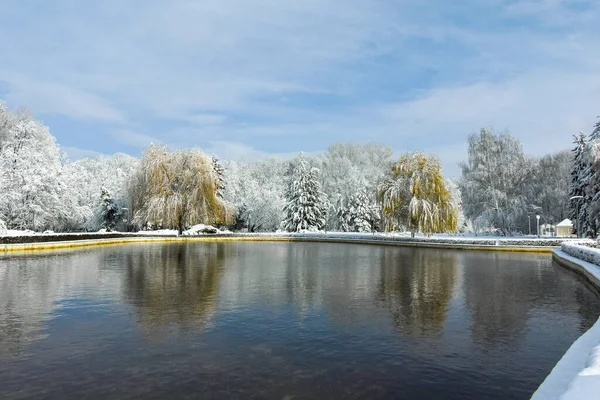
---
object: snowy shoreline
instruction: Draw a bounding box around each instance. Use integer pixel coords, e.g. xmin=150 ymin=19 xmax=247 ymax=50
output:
xmin=0 ymin=230 xmax=583 ymax=249
xmin=532 ymin=244 xmax=600 ymax=400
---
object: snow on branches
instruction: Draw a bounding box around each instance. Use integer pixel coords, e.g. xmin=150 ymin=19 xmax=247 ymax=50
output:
xmin=281 ymin=154 xmax=329 ymax=232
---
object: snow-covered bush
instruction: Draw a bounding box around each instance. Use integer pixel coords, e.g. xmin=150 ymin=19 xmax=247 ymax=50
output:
xmin=182 ymin=224 xmax=219 ymax=235
xmin=0 ymin=219 xmax=7 ymax=235
xmin=561 ymin=241 xmax=600 ymax=266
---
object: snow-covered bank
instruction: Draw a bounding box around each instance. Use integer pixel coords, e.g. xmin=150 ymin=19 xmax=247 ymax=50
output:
xmin=0 ymin=230 xmax=582 ymax=248
xmin=561 ymin=241 xmax=600 ymax=268
xmin=532 ymin=247 xmax=600 ymax=400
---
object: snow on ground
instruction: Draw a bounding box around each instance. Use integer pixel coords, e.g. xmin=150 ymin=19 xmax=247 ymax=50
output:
xmin=182 ymin=224 xmax=219 ymax=235
xmin=0 ymin=229 xmax=586 ymax=243
xmin=0 ymin=229 xmax=181 ymax=237
xmin=531 ymin=247 xmax=600 ymax=400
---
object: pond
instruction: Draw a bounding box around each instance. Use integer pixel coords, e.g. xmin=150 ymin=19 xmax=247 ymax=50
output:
xmin=1 ymin=242 xmax=599 ymax=399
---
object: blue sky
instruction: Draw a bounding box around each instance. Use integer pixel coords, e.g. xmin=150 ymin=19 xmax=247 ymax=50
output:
xmin=1 ymin=0 xmax=599 ymax=176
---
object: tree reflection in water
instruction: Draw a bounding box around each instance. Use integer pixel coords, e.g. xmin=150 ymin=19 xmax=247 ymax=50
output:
xmin=121 ymin=243 xmax=226 ymax=341
xmin=376 ymin=248 xmax=457 ymax=337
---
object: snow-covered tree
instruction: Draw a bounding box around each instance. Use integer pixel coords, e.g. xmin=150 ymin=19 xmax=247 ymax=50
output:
xmin=527 ymin=150 xmax=571 ymax=230
xmin=129 ymin=145 xmax=232 ymax=233
xmin=460 ymin=128 xmax=534 ymax=234
xmin=222 ymin=157 xmax=287 ymax=232
xmin=0 ymin=105 xmax=68 ymax=231
xmin=320 ymin=142 xmax=392 ymax=230
xmin=446 ymin=179 xmax=467 ymax=232
xmin=578 ymin=121 xmax=600 ymax=237
xmin=99 ymin=187 xmax=121 ymax=231
xmin=62 ymin=153 xmax=138 ymax=231
xmin=568 ymin=133 xmax=587 ymax=236
xmin=379 ymin=152 xmax=457 ymax=236
xmin=281 ymin=154 xmax=329 ymax=232
xmin=337 ymin=190 xmax=380 ymax=232
xmin=212 ymin=155 xmax=225 ymax=199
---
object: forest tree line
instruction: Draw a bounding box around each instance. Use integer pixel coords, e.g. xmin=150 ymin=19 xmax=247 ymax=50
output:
xmin=1 ymin=102 xmax=598 ymax=236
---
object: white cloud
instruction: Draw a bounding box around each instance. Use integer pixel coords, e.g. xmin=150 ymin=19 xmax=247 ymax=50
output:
xmin=110 ymin=129 xmax=161 ymax=149
xmin=205 ymin=140 xmax=323 ymax=162
xmin=62 ymin=146 xmax=104 ymax=161
xmin=377 ymin=69 xmax=600 ymax=158
xmin=2 ymin=74 xmax=124 ymax=123
xmin=185 ymin=114 xmax=227 ymax=126
xmin=0 ymin=0 xmax=599 ymax=175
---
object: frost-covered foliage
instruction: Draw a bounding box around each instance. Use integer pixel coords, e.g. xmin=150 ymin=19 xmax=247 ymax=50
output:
xmin=129 ymin=145 xmax=233 ymax=233
xmin=0 ymin=103 xmax=140 ymax=232
xmin=212 ymin=155 xmax=225 ymax=199
xmin=337 ymin=190 xmax=380 ymax=232
xmin=0 ymin=219 xmax=7 ymax=235
xmin=64 ymin=153 xmax=138 ymax=231
xmin=0 ymin=104 xmax=74 ymax=231
xmin=460 ymin=128 xmax=535 ymax=234
xmin=223 ymin=157 xmax=287 ymax=232
xmin=569 ymin=133 xmax=588 ymax=236
xmin=379 ymin=153 xmax=457 ymax=235
xmin=281 ymin=154 xmax=329 ymax=232
xmin=320 ymin=142 xmax=392 ymax=230
xmin=446 ymin=178 xmax=467 ymax=232
xmin=567 ymin=119 xmax=600 ymax=238
xmin=530 ymin=150 xmax=571 ymax=227
xmin=99 ymin=187 xmax=121 ymax=231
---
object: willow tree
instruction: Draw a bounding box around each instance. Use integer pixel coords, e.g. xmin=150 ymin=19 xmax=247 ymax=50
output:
xmin=129 ymin=145 xmax=233 ymax=233
xmin=378 ymin=153 xmax=457 ymax=236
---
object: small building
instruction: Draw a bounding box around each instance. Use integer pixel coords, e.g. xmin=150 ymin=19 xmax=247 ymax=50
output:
xmin=556 ymin=219 xmax=575 ymax=237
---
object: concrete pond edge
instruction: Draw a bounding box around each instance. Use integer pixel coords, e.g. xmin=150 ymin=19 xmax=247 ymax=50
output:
xmin=0 ymin=232 xmax=567 ymax=255
xmin=531 ymin=248 xmax=600 ymax=400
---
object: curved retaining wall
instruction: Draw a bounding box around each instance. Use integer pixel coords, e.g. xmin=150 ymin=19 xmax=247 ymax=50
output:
xmin=0 ymin=232 xmax=566 ymax=254
xmin=531 ymin=247 xmax=600 ymax=399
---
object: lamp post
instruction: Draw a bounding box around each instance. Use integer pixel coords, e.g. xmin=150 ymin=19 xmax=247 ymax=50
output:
xmin=570 ymin=195 xmax=584 ymax=238
xmin=528 ymin=215 xmax=531 ymax=236
xmin=536 ymin=214 xmax=540 ymax=238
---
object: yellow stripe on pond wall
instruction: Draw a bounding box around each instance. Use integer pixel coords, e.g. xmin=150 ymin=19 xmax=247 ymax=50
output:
xmin=0 ymin=235 xmax=556 ymax=255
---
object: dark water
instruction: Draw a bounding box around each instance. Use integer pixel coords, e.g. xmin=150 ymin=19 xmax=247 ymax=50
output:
xmin=1 ymin=242 xmax=599 ymax=400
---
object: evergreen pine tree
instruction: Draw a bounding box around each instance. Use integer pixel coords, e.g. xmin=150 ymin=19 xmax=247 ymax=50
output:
xmin=281 ymin=154 xmax=329 ymax=232
xmin=335 ymin=196 xmax=352 ymax=232
xmin=569 ymin=132 xmax=587 ymax=236
xmin=584 ymin=119 xmax=600 ymax=237
xmin=234 ymin=203 xmax=248 ymax=231
xmin=348 ymin=190 xmax=380 ymax=232
xmin=100 ymin=187 xmax=121 ymax=231
xmin=212 ymin=155 xmax=225 ymax=199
